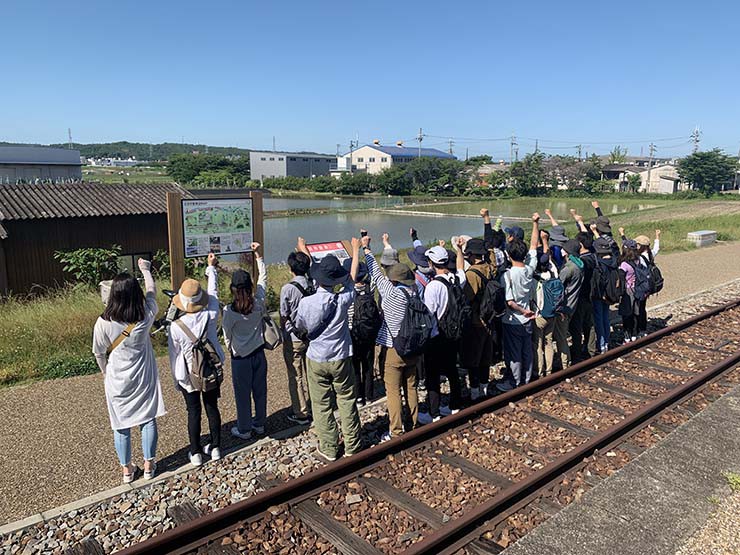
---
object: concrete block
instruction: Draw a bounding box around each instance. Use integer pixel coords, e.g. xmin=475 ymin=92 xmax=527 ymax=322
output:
xmin=686 ymin=230 xmax=717 ymax=247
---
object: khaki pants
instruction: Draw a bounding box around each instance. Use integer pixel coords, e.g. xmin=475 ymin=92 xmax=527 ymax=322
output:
xmin=533 ymin=315 xmax=555 ymax=377
xmin=282 ymin=339 xmax=310 ymax=419
xmin=553 ymin=314 xmax=572 ymax=371
xmin=384 ymin=347 xmax=419 ymax=437
xmin=306 ymin=357 xmax=362 ymax=458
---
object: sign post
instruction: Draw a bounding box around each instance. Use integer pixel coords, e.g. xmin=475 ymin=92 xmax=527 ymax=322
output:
xmin=167 ymin=190 xmax=264 ymax=291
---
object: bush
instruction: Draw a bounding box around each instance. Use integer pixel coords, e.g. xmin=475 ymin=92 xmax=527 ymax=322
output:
xmin=37 ymin=354 xmax=99 ymax=380
xmin=54 ymin=245 xmax=122 ymax=285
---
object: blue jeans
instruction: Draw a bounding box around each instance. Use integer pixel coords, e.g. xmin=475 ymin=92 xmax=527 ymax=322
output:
xmin=232 ymin=348 xmax=268 ymax=433
xmin=592 ymin=300 xmax=611 ymax=352
xmin=113 ymin=419 xmax=158 ymax=466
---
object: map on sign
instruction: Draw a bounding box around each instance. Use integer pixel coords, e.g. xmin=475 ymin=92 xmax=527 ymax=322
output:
xmin=306 ymin=241 xmax=350 ymax=263
xmin=182 ymin=198 xmax=253 ymax=258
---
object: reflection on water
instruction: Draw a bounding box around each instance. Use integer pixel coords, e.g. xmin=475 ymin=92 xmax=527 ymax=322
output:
xmin=263 ymin=196 xmax=408 ymax=212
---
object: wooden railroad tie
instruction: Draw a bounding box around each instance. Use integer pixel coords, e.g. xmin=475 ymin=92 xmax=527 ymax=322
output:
xmin=63 ymin=539 xmax=104 ymax=555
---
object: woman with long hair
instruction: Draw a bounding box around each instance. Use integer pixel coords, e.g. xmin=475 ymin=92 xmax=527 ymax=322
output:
xmin=223 ymin=242 xmax=268 ymax=441
xmin=93 ymin=259 xmax=166 ymax=483
xmin=618 ymin=239 xmax=641 ymax=343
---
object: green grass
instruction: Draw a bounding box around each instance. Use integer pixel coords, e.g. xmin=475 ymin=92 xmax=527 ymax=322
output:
xmin=724 ymin=471 xmax=740 ymax=492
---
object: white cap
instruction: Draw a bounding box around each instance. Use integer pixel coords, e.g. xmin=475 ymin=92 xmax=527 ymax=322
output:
xmin=424 ymin=245 xmax=449 ymax=264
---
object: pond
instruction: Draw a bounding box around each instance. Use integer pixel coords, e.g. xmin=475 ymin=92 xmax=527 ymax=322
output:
xmin=263 ymin=196 xmax=409 ymax=212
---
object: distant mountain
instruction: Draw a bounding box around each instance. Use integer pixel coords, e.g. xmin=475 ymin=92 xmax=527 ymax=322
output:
xmin=0 ymin=141 xmax=249 ymax=161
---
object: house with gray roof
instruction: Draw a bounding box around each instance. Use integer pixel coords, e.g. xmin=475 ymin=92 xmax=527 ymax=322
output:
xmin=341 ymin=143 xmax=456 ymax=174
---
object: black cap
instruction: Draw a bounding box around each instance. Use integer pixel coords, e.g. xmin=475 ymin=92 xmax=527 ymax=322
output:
xmin=563 ymin=239 xmax=582 ymax=255
xmin=464 ymin=238 xmax=487 ymax=256
xmin=342 ymin=258 xmax=368 ymax=282
xmin=230 ymin=269 xmax=253 ymax=290
xmin=505 ymin=226 xmax=525 ymax=240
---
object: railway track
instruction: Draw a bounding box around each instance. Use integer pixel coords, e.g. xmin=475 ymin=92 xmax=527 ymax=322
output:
xmin=115 ymin=300 xmax=740 ymax=555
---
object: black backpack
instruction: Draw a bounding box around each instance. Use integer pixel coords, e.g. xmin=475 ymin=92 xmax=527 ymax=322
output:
xmin=351 ymin=288 xmax=382 ymax=346
xmin=393 ymin=288 xmax=435 ymax=357
xmin=631 ymin=261 xmax=652 ymax=302
xmin=468 ymin=268 xmax=507 ymax=327
xmin=645 ymin=253 xmax=664 ymax=294
xmin=434 ymin=274 xmax=472 ymax=342
xmin=289 ymin=279 xmax=316 ymax=297
xmin=591 ymin=259 xmax=624 ymax=305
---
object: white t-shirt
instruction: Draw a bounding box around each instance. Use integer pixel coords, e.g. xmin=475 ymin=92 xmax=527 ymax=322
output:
xmin=92 ymin=293 xmax=166 ymax=430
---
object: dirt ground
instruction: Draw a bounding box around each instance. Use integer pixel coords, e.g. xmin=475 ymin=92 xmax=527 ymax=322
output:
xmin=1 ymin=241 xmax=740 ymax=524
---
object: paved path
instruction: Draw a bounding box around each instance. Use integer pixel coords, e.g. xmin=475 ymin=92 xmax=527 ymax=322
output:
xmin=502 ymin=385 xmax=740 ymax=555
xmin=1 ymin=241 xmax=739 ymax=524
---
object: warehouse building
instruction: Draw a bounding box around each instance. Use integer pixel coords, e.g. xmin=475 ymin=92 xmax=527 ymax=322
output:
xmin=249 ymin=151 xmax=335 ymax=180
xmin=0 ymin=181 xmax=190 ymax=294
xmin=0 ymin=146 xmax=83 ymax=183
xmin=342 ymin=143 xmax=456 ymax=175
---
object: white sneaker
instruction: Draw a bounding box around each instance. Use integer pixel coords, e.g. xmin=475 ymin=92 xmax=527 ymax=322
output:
xmin=231 ymin=426 xmax=253 ymax=440
xmin=470 ymin=387 xmax=481 ymax=401
xmin=204 ymin=444 xmax=221 ymax=461
xmin=143 ymin=462 xmax=157 ymax=480
xmin=417 ymin=411 xmax=433 ymax=425
xmin=380 ymin=431 xmax=392 ymax=443
xmin=189 ymin=453 xmax=203 ymax=467
xmin=624 ymin=337 xmax=632 ymax=344
xmin=450 ymin=408 xmax=460 ymax=415
xmin=433 ymin=416 xmax=442 ymax=422
xmin=439 ymin=405 xmax=452 ymax=416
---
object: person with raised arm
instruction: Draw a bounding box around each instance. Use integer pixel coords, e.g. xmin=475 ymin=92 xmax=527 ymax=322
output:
xmin=294 ymin=239 xmax=362 ymax=461
xmin=496 ymin=213 xmax=540 ymax=391
xmin=93 ymin=258 xmax=166 ymax=483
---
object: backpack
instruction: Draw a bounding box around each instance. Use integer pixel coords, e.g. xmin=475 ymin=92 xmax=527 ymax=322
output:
xmin=175 ymin=320 xmax=224 ymax=392
xmin=434 ymin=274 xmax=472 ymax=341
xmin=351 ymin=289 xmax=382 ymax=346
xmin=631 ymin=262 xmax=652 ymax=302
xmin=591 ymin=259 xmax=624 ymax=305
xmin=289 ymin=279 xmax=316 ymax=297
xmin=645 ymin=253 xmax=664 ymax=294
xmin=468 ymin=268 xmax=507 ymax=327
xmin=392 ymin=288 xmax=435 ymax=357
xmin=536 ymin=274 xmax=566 ymax=319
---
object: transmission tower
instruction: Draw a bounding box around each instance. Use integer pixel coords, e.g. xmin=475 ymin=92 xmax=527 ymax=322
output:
xmin=67 ymin=128 xmax=73 ymax=150
xmin=691 ymin=126 xmax=701 ymax=153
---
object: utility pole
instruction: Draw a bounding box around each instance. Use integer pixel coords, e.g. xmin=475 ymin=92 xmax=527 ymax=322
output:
xmin=465 ymin=147 xmax=469 ymax=161
xmin=576 ymin=144 xmax=582 ymax=161
xmin=67 ymin=128 xmax=73 ymax=150
xmin=336 ymin=143 xmax=341 ymax=157
xmin=645 ymin=142 xmax=656 ymax=193
xmin=417 ymin=127 xmax=423 ymax=158
xmin=691 ymin=126 xmax=701 ymax=153
xmin=349 ymin=139 xmax=358 ymax=174
xmin=534 ymin=139 xmax=539 ymax=154
xmin=510 ymin=134 xmax=518 ymax=164
xmin=448 ymin=138 xmax=455 ymax=156
xmin=272 ymin=136 xmax=276 ymax=152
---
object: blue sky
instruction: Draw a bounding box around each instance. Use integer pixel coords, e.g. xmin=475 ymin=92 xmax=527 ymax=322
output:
xmin=3 ymin=0 xmax=739 ymax=158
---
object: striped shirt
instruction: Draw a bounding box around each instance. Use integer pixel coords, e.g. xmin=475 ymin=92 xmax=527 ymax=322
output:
xmin=365 ymin=252 xmax=413 ymax=348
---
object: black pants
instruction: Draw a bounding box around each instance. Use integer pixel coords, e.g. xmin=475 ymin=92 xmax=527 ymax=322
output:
xmin=352 ymin=342 xmax=375 ymax=402
xmin=491 ymin=316 xmax=504 ymax=364
xmin=569 ymin=299 xmax=597 ymax=360
xmin=425 ymin=335 xmax=462 ymax=416
xmin=637 ymin=298 xmax=648 ymax=334
xmin=179 ymin=385 xmax=221 ymax=454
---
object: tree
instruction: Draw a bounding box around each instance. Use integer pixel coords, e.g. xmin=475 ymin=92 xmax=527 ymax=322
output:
xmin=626 ymin=173 xmax=642 ymax=193
xmin=609 ymin=146 xmax=628 ymax=164
xmin=509 ymin=153 xmax=546 ymax=195
xmin=678 ymin=149 xmax=737 ymax=196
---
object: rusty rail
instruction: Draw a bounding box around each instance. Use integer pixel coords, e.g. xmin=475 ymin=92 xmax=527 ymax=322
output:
xmin=117 ymin=298 xmax=740 ymax=555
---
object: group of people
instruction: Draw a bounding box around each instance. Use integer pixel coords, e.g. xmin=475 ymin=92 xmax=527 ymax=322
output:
xmin=93 ymin=200 xmax=663 ymax=478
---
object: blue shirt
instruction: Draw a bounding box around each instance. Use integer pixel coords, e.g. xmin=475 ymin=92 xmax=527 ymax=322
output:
xmin=294 ymin=280 xmax=355 ymax=363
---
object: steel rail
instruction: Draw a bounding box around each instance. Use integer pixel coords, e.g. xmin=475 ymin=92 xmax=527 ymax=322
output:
xmin=406 ymin=349 xmax=740 ymax=555
xmin=117 ymin=298 xmax=740 ymax=555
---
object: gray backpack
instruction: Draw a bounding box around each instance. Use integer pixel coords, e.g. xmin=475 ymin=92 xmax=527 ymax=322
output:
xmin=175 ymin=320 xmax=224 ymax=392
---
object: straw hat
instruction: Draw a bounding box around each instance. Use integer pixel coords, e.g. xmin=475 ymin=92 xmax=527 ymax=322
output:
xmin=634 ymin=235 xmax=651 ymax=247
xmin=173 ymin=278 xmax=209 ymax=313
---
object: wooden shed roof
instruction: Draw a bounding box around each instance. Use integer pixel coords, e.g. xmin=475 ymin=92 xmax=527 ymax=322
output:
xmin=0 ymin=181 xmax=191 ymax=239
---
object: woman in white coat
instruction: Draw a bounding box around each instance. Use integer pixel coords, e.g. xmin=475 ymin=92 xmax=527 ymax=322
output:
xmin=93 ymin=259 xmax=166 ymax=483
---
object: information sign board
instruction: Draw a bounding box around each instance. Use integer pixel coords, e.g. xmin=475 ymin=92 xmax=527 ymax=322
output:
xmin=306 ymin=241 xmax=350 ymax=263
xmin=181 ymin=198 xmax=253 ymax=258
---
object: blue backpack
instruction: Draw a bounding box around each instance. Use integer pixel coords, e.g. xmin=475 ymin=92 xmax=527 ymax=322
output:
xmin=537 ymin=275 xmax=566 ymax=319
xmin=631 ymin=262 xmax=652 ymax=301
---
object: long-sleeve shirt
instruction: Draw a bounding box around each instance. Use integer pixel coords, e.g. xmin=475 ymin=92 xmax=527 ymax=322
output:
xmin=168 ymin=266 xmax=225 ymax=393
xmin=222 ymin=258 xmax=267 ymax=358
xmin=280 ymin=275 xmax=314 ymax=342
xmin=294 ymin=280 xmax=355 ymax=363
xmin=559 ymin=259 xmax=583 ymax=314
xmin=366 ymin=252 xmax=413 ymax=348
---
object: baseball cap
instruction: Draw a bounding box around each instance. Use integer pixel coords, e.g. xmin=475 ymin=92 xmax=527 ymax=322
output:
xmin=504 ymin=226 xmax=525 ymax=241
xmin=424 ymin=245 xmax=449 ymax=265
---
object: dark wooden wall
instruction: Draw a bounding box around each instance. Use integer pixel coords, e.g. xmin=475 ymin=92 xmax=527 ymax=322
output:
xmin=0 ymin=214 xmax=168 ymax=294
